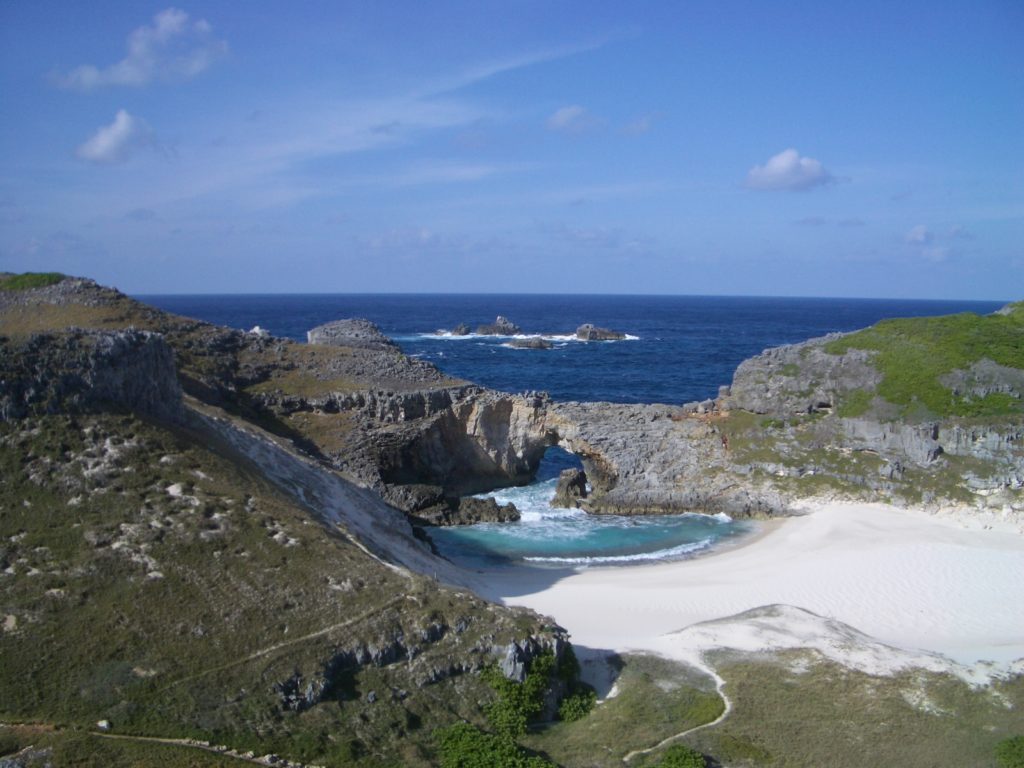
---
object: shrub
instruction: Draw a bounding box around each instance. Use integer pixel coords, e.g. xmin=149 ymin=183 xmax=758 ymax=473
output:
xmin=436 ymin=723 xmax=554 ymax=768
xmin=0 ymin=272 xmax=65 ymax=291
xmin=656 ymin=743 xmax=707 ymax=767
xmin=996 ymin=736 xmax=1024 ymax=768
xmin=558 ymin=687 xmax=597 ymax=722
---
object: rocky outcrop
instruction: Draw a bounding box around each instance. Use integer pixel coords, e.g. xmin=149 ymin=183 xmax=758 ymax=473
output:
xmin=551 ymin=468 xmax=588 ymax=508
xmin=576 ymin=323 xmax=626 ymax=341
xmin=307 ymin=318 xmax=399 ymax=352
xmin=412 ymin=496 xmax=521 ymax=527
xmin=0 ymin=329 xmax=184 ymax=423
xmin=508 ymin=337 xmax=552 ymax=350
xmin=547 ymin=401 xmax=788 ymax=517
xmin=727 ymin=333 xmax=881 ymax=416
xmin=476 ymin=316 xmax=521 ymax=335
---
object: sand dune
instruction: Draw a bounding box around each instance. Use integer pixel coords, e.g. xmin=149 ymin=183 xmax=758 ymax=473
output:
xmin=478 ymin=502 xmax=1024 ymax=677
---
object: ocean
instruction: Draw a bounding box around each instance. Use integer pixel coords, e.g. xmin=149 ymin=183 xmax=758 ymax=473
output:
xmin=140 ymin=293 xmax=1003 ymax=567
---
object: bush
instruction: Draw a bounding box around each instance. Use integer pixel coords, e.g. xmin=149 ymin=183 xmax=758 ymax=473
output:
xmin=656 ymin=743 xmax=707 ymax=768
xmin=558 ymin=687 xmax=597 ymax=722
xmin=436 ymin=723 xmax=554 ymax=768
xmin=0 ymin=272 xmax=65 ymax=291
xmin=484 ymin=650 xmax=557 ymax=738
xmin=996 ymin=736 xmax=1024 ymax=768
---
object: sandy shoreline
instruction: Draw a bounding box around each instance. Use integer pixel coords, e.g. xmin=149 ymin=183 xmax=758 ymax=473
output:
xmin=472 ymin=501 xmax=1024 ymax=672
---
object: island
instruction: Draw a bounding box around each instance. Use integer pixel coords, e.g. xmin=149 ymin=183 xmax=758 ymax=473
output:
xmin=1 ymin=271 xmax=1021 ymax=768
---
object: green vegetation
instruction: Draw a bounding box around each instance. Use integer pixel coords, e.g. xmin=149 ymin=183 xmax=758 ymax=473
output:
xmin=687 ymin=652 xmax=1024 ymax=768
xmin=653 ymin=744 xmax=707 ymax=767
xmin=996 ymin=736 xmax=1024 ymax=768
xmin=0 ymin=412 xmax=551 ymax=766
xmin=435 ymin=723 xmax=554 ymax=767
xmin=835 ymin=387 xmax=874 ymax=418
xmin=0 ymin=271 xmax=65 ymax=290
xmin=522 ymin=655 xmax=724 ymax=768
xmin=825 ymin=307 xmax=1024 ymax=418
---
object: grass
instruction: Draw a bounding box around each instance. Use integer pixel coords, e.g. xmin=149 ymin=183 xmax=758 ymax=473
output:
xmin=520 ymin=654 xmax=723 ymax=767
xmin=687 ymin=651 xmax=1024 ymax=768
xmin=0 ymin=272 xmax=66 ymax=291
xmin=0 ymin=412 xmax=554 ymax=766
xmin=824 ymin=307 xmax=1024 ymax=419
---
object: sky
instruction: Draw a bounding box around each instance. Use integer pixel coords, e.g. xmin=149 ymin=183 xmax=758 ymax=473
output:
xmin=0 ymin=1 xmax=1022 ymax=299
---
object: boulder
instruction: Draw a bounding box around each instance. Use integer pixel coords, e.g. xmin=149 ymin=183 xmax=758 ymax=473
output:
xmin=411 ymin=495 xmax=520 ymax=526
xmin=451 ymin=323 xmax=471 ymax=336
xmin=476 ymin=316 xmax=522 ymax=335
xmin=551 ymin=468 xmax=588 ymax=508
xmin=576 ymin=323 xmax=626 ymax=341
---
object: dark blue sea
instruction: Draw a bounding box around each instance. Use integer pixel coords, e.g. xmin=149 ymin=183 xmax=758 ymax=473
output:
xmin=138 ymin=294 xmax=1003 ymax=405
xmin=138 ymin=293 xmax=1003 ymax=566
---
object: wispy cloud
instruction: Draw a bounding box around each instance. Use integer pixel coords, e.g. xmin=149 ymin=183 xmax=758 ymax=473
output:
xmin=622 ymin=113 xmax=660 ymax=136
xmin=56 ymin=8 xmax=227 ymax=90
xmin=745 ymin=148 xmax=834 ymax=191
xmin=76 ymin=109 xmax=157 ymax=164
xmin=905 ymin=224 xmax=932 ymax=244
xmin=546 ymin=105 xmax=601 ymax=135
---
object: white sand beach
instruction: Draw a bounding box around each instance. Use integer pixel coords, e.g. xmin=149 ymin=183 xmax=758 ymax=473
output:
xmin=476 ymin=502 xmax=1024 ymax=676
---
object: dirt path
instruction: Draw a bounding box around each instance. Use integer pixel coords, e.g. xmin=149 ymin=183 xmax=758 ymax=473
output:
xmin=621 ymin=663 xmax=731 ymax=763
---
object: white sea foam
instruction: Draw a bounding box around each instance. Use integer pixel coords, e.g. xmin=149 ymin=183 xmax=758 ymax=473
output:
xmin=414 ymin=331 xmax=639 ymax=343
xmin=524 ymin=538 xmax=712 ymax=565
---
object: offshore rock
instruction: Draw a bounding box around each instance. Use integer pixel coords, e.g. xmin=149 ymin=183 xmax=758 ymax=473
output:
xmin=576 ymin=323 xmax=626 ymax=341
xmin=307 ymin=318 xmax=400 ymax=352
xmin=476 ymin=316 xmax=521 ymax=335
xmin=508 ymin=337 xmax=552 ymax=349
xmin=551 ymin=468 xmax=588 ymax=508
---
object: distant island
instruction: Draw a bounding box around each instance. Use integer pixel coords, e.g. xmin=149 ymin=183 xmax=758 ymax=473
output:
xmin=1 ymin=272 xmax=1022 ymax=768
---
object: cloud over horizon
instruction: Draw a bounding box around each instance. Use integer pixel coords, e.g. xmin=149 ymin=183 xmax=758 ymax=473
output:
xmin=76 ymin=110 xmax=156 ymax=164
xmin=57 ymin=8 xmax=227 ymax=90
xmin=745 ymin=148 xmax=833 ymax=191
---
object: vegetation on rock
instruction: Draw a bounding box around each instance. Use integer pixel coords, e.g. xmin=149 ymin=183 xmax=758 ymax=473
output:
xmin=0 ymin=272 xmax=65 ymax=291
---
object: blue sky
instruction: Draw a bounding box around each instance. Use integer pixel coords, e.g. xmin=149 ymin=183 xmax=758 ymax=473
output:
xmin=1 ymin=1 xmax=1021 ymax=298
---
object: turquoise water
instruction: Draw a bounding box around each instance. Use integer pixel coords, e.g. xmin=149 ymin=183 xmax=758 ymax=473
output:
xmin=427 ymin=449 xmax=753 ymax=568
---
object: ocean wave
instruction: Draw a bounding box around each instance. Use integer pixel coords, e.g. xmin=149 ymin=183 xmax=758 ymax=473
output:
xmin=523 ymin=537 xmax=713 ymax=565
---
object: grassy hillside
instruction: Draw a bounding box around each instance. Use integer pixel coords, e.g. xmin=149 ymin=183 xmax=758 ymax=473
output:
xmin=825 ymin=303 xmax=1024 ymax=419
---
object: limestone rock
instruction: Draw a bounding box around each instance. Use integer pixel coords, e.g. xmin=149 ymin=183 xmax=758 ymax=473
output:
xmin=476 ymin=316 xmax=521 ymax=335
xmin=508 ymin=337 xmax=552 ymax=349
xmin=307 ymin=318 xmax=399 ymax=352
xmin=576 ymin=323 xmax=626 ymax=341
xmin=551 ymin=468 xmax=588 ymax=508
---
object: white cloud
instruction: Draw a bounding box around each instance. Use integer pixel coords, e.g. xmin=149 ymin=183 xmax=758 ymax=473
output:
xmin=76 ymin=110 xmax=155 ymax=164
xmin=745 ymin=148 xmax=833 ymax=191
xmin=58 ymin=8 xmax=227 ymax=89
xmin=546 ymin=105 xmax=599 ymax=134
xmin=905 ymin=224 xmax=932 ymax=244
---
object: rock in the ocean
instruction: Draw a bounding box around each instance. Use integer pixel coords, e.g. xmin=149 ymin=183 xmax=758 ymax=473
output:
xmin=477 ymin=316 xmax=522 ymax=335
xmin=508 ymin=337 xmax=552 ymax=350
xmin=451 ymin=323 xmax=471 ymax=336
xmin=307 ymin=318 xmax=399 ymax=352
xmin=576 ymin=323 xmax=626 ymax=341
xmin=551 ymin=468 xmax=588 ymax=508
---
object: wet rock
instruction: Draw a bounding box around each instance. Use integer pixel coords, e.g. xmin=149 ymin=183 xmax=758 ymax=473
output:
xmin=476 ymin=316 xmax=521 ymax=335
xmin=551 ymin=468 xmax=587 ymax=508
xmin=576 ymin=323 xmax=626 ymax=341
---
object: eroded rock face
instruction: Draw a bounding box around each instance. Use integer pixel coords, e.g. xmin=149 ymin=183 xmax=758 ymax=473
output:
xmin=727 ymin=334 xmax=881 ymax=416
xmin=0 ymin=330 xmax=184 ymax=423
